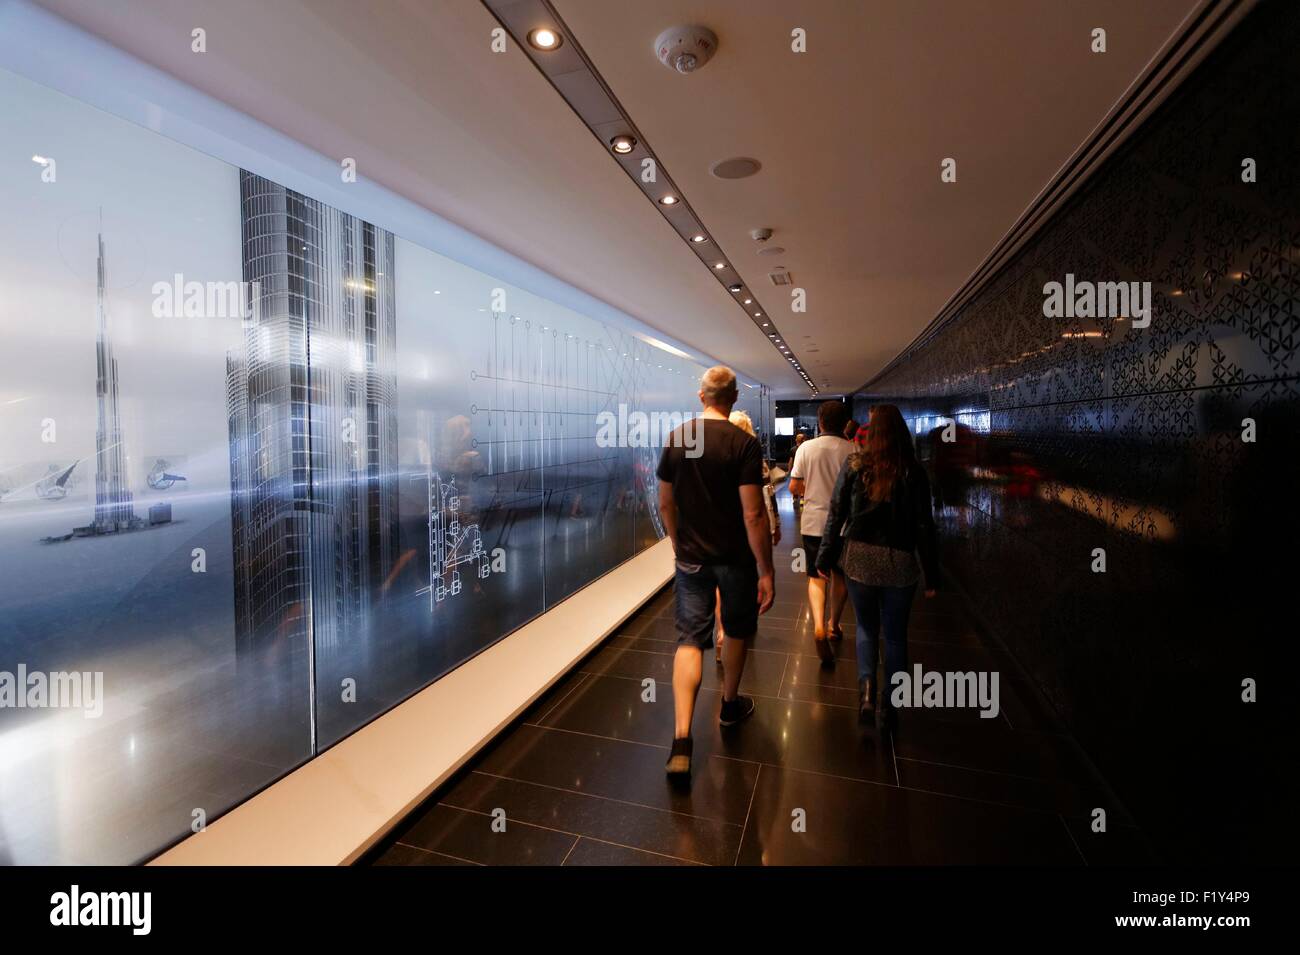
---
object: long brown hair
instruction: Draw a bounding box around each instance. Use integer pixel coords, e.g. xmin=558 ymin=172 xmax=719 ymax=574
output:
xmin=852 ymin=404 xmax=917 ymax=502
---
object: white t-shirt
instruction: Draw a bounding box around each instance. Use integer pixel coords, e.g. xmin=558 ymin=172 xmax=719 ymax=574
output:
xmin=791 ymin=435 xmax=853 ymax=537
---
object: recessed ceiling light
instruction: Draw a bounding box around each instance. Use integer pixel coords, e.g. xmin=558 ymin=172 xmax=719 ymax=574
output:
xmin=762 ymin=322 xmax=770 ymax=327
xmin=690 ymin=234 xmax=707 ymax=243
xmin=754 ymin=312 xmax=761 ymax=317
xmin=713 ymin=262 xmax=725 ymax=270
xmin=528 ymin=28 xmax=562 ymax=50
xmin=610 ymin=134 xmax=637 ymax=154
xmin=659 ymin=195 xmax=679 ymax=206
xmin=727 ymin=284 xmax=743 ymax=293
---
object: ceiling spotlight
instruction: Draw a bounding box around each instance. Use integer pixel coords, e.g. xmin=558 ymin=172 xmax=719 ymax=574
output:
xmin=528 ymin=28 xmax=562 ymax=50
xmin=691 ymin=234 xmax=707 ymax=243
xmin=727 ymin=284 xmax=743 ymax=293
xmin=713 ymin=262 xmax=725 ymax=270
xmin=610 ymin=134 xmax=637 ymax=154
xmin=754 ymin=312 xmax=761 ymax=317
xmin=659 ymin=195 xmax=679 ymax=206
xmin=743 ymin=298 xmax=752 ymax=304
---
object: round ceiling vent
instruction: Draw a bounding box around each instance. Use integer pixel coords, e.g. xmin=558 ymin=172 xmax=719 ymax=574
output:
xmin=756 ymin=246 xmax=785 ymax=257
xmin=710 ymin=157 xmax=762 ymax=179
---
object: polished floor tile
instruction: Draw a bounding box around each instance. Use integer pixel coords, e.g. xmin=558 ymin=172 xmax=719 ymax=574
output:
xmin=735 ymin=765 xmax=1083 ymax=866
xmin=441 ymin=770 xmax=741 ymax=865
xmin=368 ymin=487 xmax=1148 ymax=865
xmin=373 ymin=842 xmax=480 ymax=866
xmin=393 ymin=803 xmax=575 ymax=866
xmin=476 ymin=722 xmax=759 ymax=825
xmin=563 ymin=837 xmax=701 ymax=866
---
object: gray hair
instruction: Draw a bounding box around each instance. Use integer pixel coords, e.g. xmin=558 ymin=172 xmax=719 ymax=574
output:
xmin=700 ymin=365 xmax=739 ymax=406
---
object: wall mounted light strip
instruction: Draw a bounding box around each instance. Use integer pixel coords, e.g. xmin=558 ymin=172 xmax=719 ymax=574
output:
xmin=481 ymin=0 xmax=814 ymax=395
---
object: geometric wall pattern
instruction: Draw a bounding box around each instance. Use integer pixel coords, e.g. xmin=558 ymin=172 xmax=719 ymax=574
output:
xmin=856 ymin=1 xmax=1297 ymax=863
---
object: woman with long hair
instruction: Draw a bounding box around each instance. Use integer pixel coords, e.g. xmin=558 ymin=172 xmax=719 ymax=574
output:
xmin=816 ymin=405 xmax=938 ymax=729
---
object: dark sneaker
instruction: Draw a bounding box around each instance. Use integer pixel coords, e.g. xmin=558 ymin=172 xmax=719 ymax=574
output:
xmin=719 ymin=695 xmax=756 ymax=727
xmin=665 ymin=737 xmax=693 ymax=777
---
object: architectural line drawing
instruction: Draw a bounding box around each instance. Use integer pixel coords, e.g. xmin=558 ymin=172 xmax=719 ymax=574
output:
xmin=423 ymin=466 xmax=489 ymax=609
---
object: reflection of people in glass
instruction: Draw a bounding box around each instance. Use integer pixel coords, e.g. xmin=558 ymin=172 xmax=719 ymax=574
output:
xmin=930 ymin=419 xmax=976 ymax=535
xmin=438 ymin=415 xmax=484 ymax=488
xmin=818 ymin=405 xmax=939 ymax=730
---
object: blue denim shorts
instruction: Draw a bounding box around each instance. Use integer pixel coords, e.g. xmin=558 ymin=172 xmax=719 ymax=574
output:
xmin=673 ymin=559 xmax=760 ymax=648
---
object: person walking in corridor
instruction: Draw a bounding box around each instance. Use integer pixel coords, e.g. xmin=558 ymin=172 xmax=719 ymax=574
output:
xmin=711 ymin=409 xmax=780 ymax=665
xmin=790 ymin=400 xmax=854 ymax=664
xmin=657 ymin=367 xmax=775 ymax=778
xmin=817 ymin=404 xmax=939 ymax=730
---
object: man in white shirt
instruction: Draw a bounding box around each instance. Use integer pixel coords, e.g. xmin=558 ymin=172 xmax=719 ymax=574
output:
xmin=789 ymin=401 xmax=854 ymax=664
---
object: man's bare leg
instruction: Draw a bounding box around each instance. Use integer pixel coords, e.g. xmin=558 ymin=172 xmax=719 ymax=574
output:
xmin=721 ymin=632 xmax=750 ymax=702
xmin=672 ymin=645 xmax=703 ymax=740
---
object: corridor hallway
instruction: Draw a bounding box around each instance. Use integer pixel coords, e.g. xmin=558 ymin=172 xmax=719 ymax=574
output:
xmin=369 ymin=488 xmax=1152 ymax=866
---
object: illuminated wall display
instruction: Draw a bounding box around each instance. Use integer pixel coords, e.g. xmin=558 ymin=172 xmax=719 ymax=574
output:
xmin=0 ymin=66 xmax=767 ymax=864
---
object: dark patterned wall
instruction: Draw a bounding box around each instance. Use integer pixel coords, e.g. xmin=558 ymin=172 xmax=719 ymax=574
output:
xmin=856 ymin=1 xmax=1297 ymax=863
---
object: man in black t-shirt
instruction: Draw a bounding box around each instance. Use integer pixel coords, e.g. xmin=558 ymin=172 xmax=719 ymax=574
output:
xmin=657 ymin=366 xmax=775 ymax=778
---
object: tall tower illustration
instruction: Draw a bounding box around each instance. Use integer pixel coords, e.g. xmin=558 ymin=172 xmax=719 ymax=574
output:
xmin=91 ymin=221 xmax=140 ymax=534
xmin=227 ymin=172 xmax=399 ymax=660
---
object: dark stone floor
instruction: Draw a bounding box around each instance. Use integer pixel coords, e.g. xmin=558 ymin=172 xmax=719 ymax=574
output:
xmin=368 ymin=492 xmax=1155 ymax=866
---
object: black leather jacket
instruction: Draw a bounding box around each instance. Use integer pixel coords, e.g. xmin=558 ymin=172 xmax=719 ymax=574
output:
xmin=816 ymin=457 xmax=940 ymax=587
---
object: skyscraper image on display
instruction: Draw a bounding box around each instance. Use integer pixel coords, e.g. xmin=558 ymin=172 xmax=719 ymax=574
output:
xmin=89 ymin=227 xmax=141 ymax=534
xmin=42 ymin=223 xmax=154 ymax=543
xmin=227 ymin=172 xmax=399 ymax=660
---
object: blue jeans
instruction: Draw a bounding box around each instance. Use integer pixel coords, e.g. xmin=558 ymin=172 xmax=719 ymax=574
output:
xmin=844 ymin=577 xmax=916 ymax=690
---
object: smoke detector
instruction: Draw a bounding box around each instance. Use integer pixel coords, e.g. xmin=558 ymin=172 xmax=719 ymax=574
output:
xmin=654 ymin=25 xmax=718 ymax=74
xmin=750 ymin=227 xmax=773 ymax=242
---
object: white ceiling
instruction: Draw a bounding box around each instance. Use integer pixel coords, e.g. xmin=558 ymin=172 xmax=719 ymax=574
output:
xmin=38 ymin=0 xmax=1200 ymax=397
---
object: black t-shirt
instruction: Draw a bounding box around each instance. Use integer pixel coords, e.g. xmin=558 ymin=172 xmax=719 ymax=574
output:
xmin=656 ymin=418 xmax=764 ymax=565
